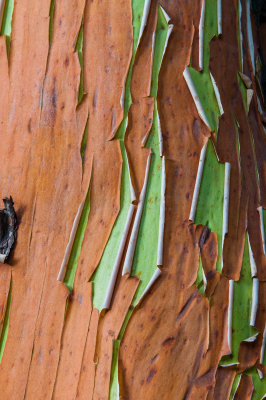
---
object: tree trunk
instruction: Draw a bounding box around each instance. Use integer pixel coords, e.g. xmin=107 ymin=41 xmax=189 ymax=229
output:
xmin=0 ymin=0 xmax=265 ymax=399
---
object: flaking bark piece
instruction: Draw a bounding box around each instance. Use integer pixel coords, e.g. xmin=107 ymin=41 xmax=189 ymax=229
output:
xmin=25 ymin=283 xmax=70 ymax=400
xmin=238 ymin=333 xmax=262 ymax=372
xmin=52 ymin=282 xmax=93 ymax=400
xmin=209 ymin=0 xmax=266 ymax=280
xmin=205 ymin=271 xmax=220 ymax=298
xmin=125 ymin=0 xmax=157 ymax=200
xmin=197 ymin=276 xmax=230 ymax=379
xmin=185 ymin=370 xmax=215 ymax=399
xmin=75 ymin=0 xmax=133 ymax=281
xmin=23 ymin=0 xmax=89 ymax=396
xmin=125 ymin=99 xmax=154 ymax=199
xmin=130 ymin=0 xmax=158 ymax=102
xmin=206 ymin=367 xmax=236 ymax=400
xmin=185 ymin=384 xmax=210 ymax=399
xmin=240 ymin=0 xmax=266 ymax=206
xmin=119 ymin=0 xmax=213 ymax=395
xmin=119 ymin=278 xmax=209 ymax=400
xmin=233 ymin=374 xmax=254 ymax=400
xmin=79 ymin=0 xmax=133 ymax=141
xmin=93 ymin=275 xmax=139 ymax=400
xmin=201 ymin=240 xmax=217 ymax=268
xmin=0 ymin=197 xmax=18 ymax=264
xmin=76 ymin=308 xmax=99 ymax=400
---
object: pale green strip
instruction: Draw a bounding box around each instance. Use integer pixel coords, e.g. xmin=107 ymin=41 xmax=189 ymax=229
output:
xmin=189 ymin=0 xmax=220 ymax=133
xmin=131 ymin=102 xmax=161 ymax=305
xmin=49 ymin=0 xmax=55 ymax=46
xmin=1 ymin=0 xmax=14 ymax=37
xmin=0 ymin=275 xmax=12 ymax=362
xmin=195 ymin=140 xmax=224 ymax=274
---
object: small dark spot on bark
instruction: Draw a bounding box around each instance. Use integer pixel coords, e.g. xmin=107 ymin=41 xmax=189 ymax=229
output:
xmin=146 ymin=368 xmax=156 ymax=382
xmin=151 ymin=354 xmax=158 ymax=363
xmin=206 ymin=270 xmax=216 ymax=280
xmin=28 ymin=118 xmax=33 ymax=133
xmin=51 ymin=77 xmax=58 ymax=109
xmin=183 ymin=246 xmax=188 ymax=254
xmin=68 ymin=293 xmax=74 ymax=302
xmin=186 ymin=192 xmax=190 ymax=199
xmin=93 ymin=89 xmax=98 ymax=108
xmin=193 ymin=119 xmax=200 ymax=142
xmin=176 ymin=291 xmax=197 ymax=322
xmin=162 ymin=336 xmax=174 ymax=347
xmin=199 ymin=226 xmax=210 ymax=249
xmin=64 ymin=57 xmax=69 ymax=67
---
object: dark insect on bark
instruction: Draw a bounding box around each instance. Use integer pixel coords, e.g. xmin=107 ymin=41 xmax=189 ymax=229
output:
xmin=0 ymin=196 xmax=18 ymax=263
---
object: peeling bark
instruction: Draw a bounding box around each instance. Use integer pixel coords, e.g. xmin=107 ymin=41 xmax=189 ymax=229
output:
xmin=0 ymin=0 xmax=264 ymax=398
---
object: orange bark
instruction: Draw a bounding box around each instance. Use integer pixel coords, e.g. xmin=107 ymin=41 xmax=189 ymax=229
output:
xmin=52 ymin=282 xmax=92 ymax=400
xmin=234 ymin=374 xmax=254 ymax=400
xmin=93 ymin=275 xmax=139 ymax=400
xmin=206 ymin=367 xmax=236 ymax=400
xmin=76 ymin=308 xmax=99 ymax=400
